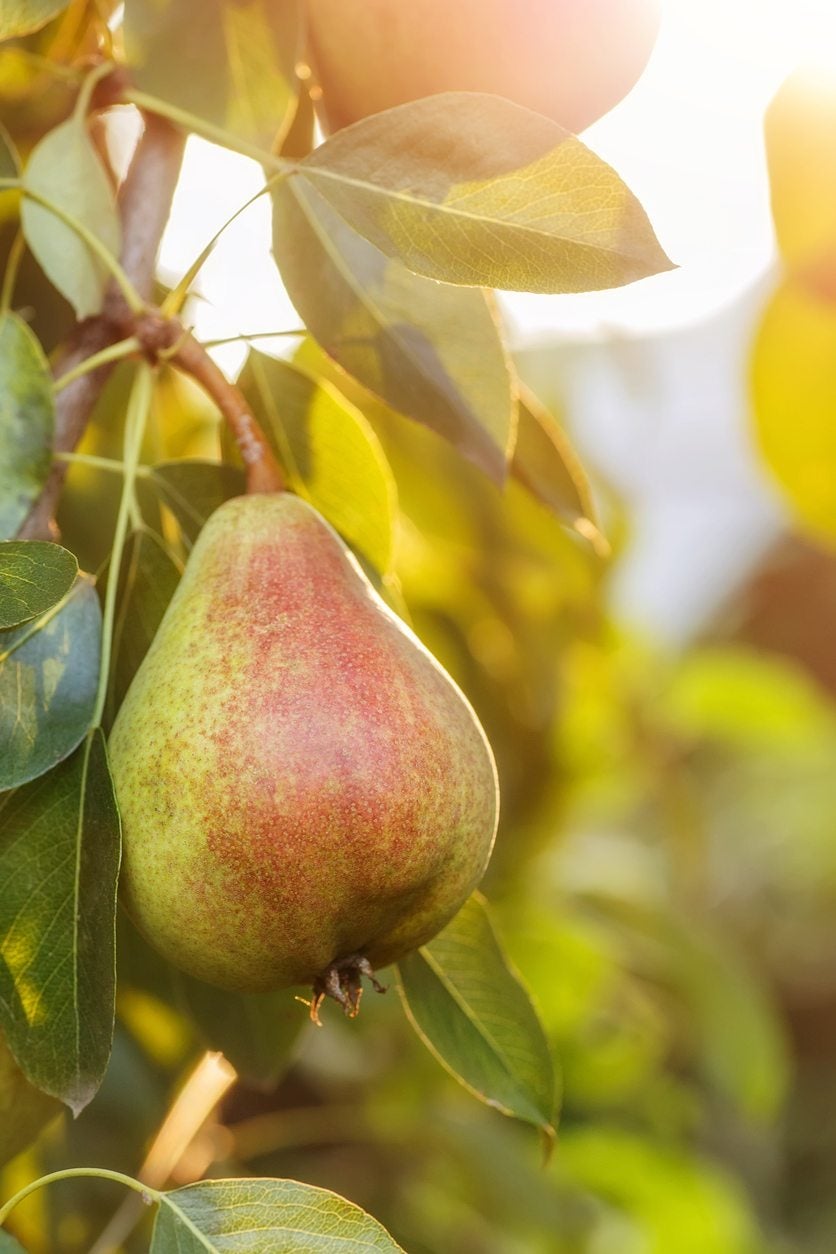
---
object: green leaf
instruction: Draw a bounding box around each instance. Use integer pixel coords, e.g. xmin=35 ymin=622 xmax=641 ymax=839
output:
xmin=124 ymin=0 xmax=302 ymax=150
xmin=398 ymin=894 xmax=556 ymax=1134
xmin=0 ymin=574 xmax=101 ymax=791
xmin=174 ymin=974 xmax=304 ymax=1090
xmin=239 ymin=352 xmax=398 ymax=573
xmin=751 ymin=276 xmax=836 ymax=543
xmin=0 ymin=313 xmax=54 ymax=540
xmin=272 ymin=181 xmax=515 ymax=481
xmin=152 ymin=1179 xmax=405 ymax=1252
xmin=298 ymin=93 xmax=674 ymax=294
xmin=145 ymin=461 xmax=245 ymax=544
xmin=512 ymin=385 xmax=604 ymax=548
xmin=0 ymin=729 xmax=121 ymax=1113
xmin=109 ymin=528 xmax=182 ymax=714
xmin=0 ymin=541 xmax=78 ymax=630
xmin=0 ymin=1232 xmax=27 ymax=1253
xmin=21 ymin=114 xmax=121 ymax=318
xmin=0 ymin=1 xmax=68 ymax=39
xmin=0 ymin=120 xmax=20 ymax=177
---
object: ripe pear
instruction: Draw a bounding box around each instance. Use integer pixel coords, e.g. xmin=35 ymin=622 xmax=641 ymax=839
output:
xmin=109 ymin=494 xmax=498 ymax=1011
xmin=0 ymin=1030 xmax=61 ymax=1167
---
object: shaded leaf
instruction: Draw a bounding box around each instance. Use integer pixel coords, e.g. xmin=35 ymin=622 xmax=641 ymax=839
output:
xmin=512 ymin=385 xmax=605 ymax=550
xmin=0 ymin=541 xmax=77 ymax=630
xmin=398 ymin=894 xmax=556 ymax=1134
xmin=109 ymin=527 xmax=182 ymax=715
xmin=239 ymin=352 xmax=397 ymax=572
xmin=152 ymin=1179 xmax=405 ymax=1252
xmin=0 ymin=1 xmax=68 ymax=39
xmin=0 ymin=730 xmax=121 ymax=1113
xmin=0 ymin=1233 xmax=27 ymax=1253
xmin=0 ymin=574 xmax=101 ymax=791
xmin=300 ymin=93 xmax=674 ymax=294
xmin=21 ymin=113 xmax=120 ymax=318
xmin=175 ymin=973 xmax=304 ymax=1090
xmin=0 ymin=120 xmax=20 ymax=177
xmin=751 ymin=276 xmax=836 ymax=543
xmin=125 ymin=0 xmax=302 ymax=150
xmin=273 ymin=181 xmax=515 ymax=481
xmin=145 ymin=460 xmax=245 ymax=544
xmin=0 ymin=313 xmax=54 ymax=540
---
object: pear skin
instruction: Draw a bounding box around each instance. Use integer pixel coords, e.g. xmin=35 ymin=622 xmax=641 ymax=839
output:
xmin=109 ymin=494 xmax=499 ymax=999
xmin=0 ymin=1031 xmax=61 ymax=1168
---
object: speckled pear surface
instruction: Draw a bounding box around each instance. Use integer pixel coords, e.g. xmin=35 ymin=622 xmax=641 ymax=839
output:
xmin=0 ymin=1031 xmax=60 ymax=1167
xmin=109 ymin=494 xmax=498 ymax=993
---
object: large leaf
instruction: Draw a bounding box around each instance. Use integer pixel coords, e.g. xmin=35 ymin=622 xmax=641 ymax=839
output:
xmin=152 ymin=1179 xmax=405 ymax=1252
xmin=0 ymin=574 xmax=101 ymax=791
xmin=239 ymin=352 xmax=397 ymax=573
xmin=174 ymin=974 xmax=304 ymax=1090
xmin=0 ymin=313 xmax=54 ymax=540
xmin=0 ymin=1 xmax=68 ymax=39
xmin=109 ymin=527 xmax=182 ymax=714
xmin=398 ymin=895 xmax=556 ymax=1134
xmin=273 ymin=182 xmax=515 ymax=481
xmin=0 ymin=541 xmax=78 ymax=630
xmin=0 ymin=730 xmax=121 ymax=1113
xmin=298 ymin=93 xmax=673 ymax=294
xmin=124 ymin=0 xmax=302 ymax=150
xmin=145 ymin=461 xmax=245 ymax=544
xmin=751 ymin=276 xmax=836 ymax=543
xmin=21 ymin=113 xmax=121 ymax=318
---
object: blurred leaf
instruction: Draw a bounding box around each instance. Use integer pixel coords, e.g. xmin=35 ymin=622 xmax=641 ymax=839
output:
xmin=21 ymin=112 xmax=120 ymax=318
xmin=765 ymin=66 xmax=836 ymax=271
xmin=240 ymin=352 xmax=397 ymax=573
xmin=557 ymin=1127 xmax=760 ymax=1254
xmin=174 ymin=973 xmax=304 ymax=1090
xmin=398 ymin=895 xmax=556 ymax=1135
xmin=301 ymin=93 xmax=674 ymax=294
xmin=109 ymin=527 xmax=181 ymax=714
xmin=0 ymin=541 xmax=77 ymax=630
xmin=672 ymin=925 xmax=788 ymax=1121
xmin=0 ymin=729 xmax=121 ymax=1113
xmin=0 ymin=313 xmax=54 ymax=540
xmin=751 ymin=276 xmax=836 ymax=542
xmin=152 ymin=1179 xmax=405 ymax=1251
xmin=272 ymin=181 xmax=515 ymax=481
xmin=0 ymin=1 xmax=68 ymax=39
xmin=0 ymin=120 xmax=20 ymax=176
xmin=125 ymin=0 xmax=302 ymax=150
xmin=0 ymin=1233 xmax=26 ymax=1252
xmin=0 ymin=574 xmax=100 ymax=791
xmin=145 ymin=460 xmax=245 ymax=544
xmin=512 ymin=384 xmax=605 ymax=550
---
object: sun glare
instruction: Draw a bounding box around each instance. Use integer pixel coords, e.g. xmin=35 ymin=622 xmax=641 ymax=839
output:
xmin=158 ymin=0 xmax=836 ymax=358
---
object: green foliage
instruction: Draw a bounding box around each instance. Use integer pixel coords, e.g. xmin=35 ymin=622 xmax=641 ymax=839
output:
xmin=0 ymin=1 xmax=68 ymax=41
xmin=0 ymin=541 xmax=77 ymax=629
xmin=0 ymin=314 xmax=54 ymax=539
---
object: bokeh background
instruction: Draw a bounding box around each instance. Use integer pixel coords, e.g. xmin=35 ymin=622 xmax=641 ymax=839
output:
xmin=5 ymin=0 xmax=836 ymax=1250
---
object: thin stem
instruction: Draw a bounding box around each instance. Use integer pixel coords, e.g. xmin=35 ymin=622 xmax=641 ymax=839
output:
xmin=21 ymin=187 xmax=145 ymax=314
xmin=54 ymin=451 xmax=146 ymax=476
xmin=74 ymin=60 xmax=115 ymax=121
xmin=0 ymin=1167 xmax=158 ymax=1228
xmin=53 ymin=337 xmax=141 ymax=393
xmin=1 ymin=230 xmax=25 ymax=313
xmin=201 ymin=329 xmax=306 ymax=349
xmin=92 ymin=365 xmax=153 ymax=727
xmin=126 ymin=88 xmax=286 ymax=173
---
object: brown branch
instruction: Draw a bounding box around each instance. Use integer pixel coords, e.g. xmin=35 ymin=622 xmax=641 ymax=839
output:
xmin=134 ymin=312 xmax=285 ymax=494
xmin=16 ymin=112 xmax=186 ymax=541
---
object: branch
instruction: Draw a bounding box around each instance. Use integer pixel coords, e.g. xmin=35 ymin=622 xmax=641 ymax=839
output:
xmin=16 ymin=113 xmax=186 ymax=541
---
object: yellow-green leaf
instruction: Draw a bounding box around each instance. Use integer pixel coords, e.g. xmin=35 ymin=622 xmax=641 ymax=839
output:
xmin=0 ymin=0 xmax=68 ymax=40
xmin=0 ymin=313 xmax=54 ymax=539
xmin=298 ymin=93 xmax=674 ymax=294
xmin=0 ymin=541 xmax=77 ymax=630
xmin=751 ymin=276 xmax=836 ymax=542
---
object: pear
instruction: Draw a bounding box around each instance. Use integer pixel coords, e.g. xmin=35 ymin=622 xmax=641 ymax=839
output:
xmin=109 ymin=494 xmax=498 ymax=1012
xmin=0 ymin=1030 xmax=61 ymax=1167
